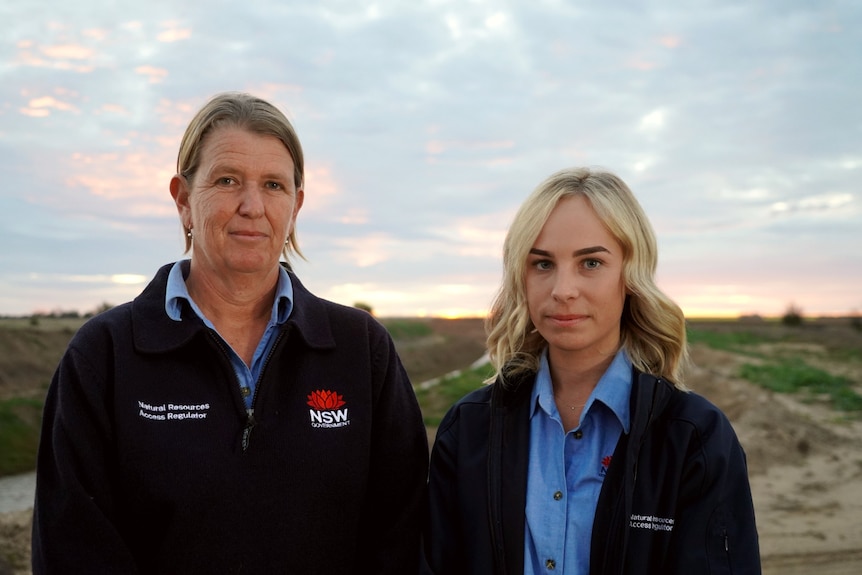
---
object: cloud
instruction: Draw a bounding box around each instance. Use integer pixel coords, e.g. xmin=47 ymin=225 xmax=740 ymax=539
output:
xmin=12 ymin=40 xmax=97 ymax=72
xmin=135 ymin=65 xmax=169 ymax=83
xmin=0 ymin=0 xmax=860 ymax=317
xmin=20 ymin=95 xmax=80 ymax=118
xmin=770 ymin=193 xmax=854 ymax=216
xmin=659 ymin=35 xmax=682 ymax=49
xmin=21 ymin=273 xmax=148 ymax=285
xmin=331 ymin=233 xmax=394 ymax=268
xmin=40 ymin=43 xmax=94 ymax=60
xmin=301 ymin=164 xmax=341 ymax=210
xmin=156 ymin=24 xmax=191 ymax=43
xmin=638 ymin=108 xmax=667 ymax=133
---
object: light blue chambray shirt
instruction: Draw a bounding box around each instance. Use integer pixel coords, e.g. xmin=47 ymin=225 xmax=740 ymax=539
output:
xmin=524 ymin=347 xmax=632 ymax=575
xmin=164 ymin=259 xmax=294 ymax=410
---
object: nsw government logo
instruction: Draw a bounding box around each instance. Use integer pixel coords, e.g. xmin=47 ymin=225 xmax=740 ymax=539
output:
xmin=307 ymin=389 xmax=350 ymax=429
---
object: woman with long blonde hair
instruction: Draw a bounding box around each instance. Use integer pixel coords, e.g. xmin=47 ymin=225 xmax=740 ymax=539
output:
xmin=423 ymin=167 xmax=760 ymax=575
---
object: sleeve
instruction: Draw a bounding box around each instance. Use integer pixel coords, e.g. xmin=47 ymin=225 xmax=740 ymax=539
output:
xmin=421 ymin=406 xmax=468 ymax=575
xmin=666 ymin=409 xmax=762 ymax=575
xmin=355 ymin=330 xmax=430 ymax=574
xmin=31 ymin=340 xmax=140 ymax=574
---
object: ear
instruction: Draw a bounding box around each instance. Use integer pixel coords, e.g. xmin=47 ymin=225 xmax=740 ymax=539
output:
xmin=170 ymin=174 xmax=192 ymax=229
xmin=294 ymin=186 xmax=305 ymax=216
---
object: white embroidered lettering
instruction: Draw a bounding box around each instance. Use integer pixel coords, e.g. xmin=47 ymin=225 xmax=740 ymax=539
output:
xmin=139 ymin=409 xmax=166 ymax=421
xmin=137 ymin=400 xmax=210 ymax=422
xmin=308 ymin=408 xmax=351 ymax=428
xmin=629 ymin=514 xmax=674 ymax=532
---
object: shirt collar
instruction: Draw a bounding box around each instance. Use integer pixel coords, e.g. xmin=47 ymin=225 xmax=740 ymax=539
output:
xmin=530 ymin=347 xmax=632 ymax=433
xmin=164 ymin=259 xmax=294 ymax=325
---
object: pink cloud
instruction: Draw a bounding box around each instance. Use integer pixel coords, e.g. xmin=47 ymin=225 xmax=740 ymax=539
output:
xmin=336 ymin=209 xmax=369 ymax=225
xmin=20 ymin=108 xmax=50 ymax=118
xmin=27 ymin=146 xmax=179 ymax=223
xmin=83 ymin=28 xmax=109 ymax=41
xmin=19 ymin=95 xmax=79 ymax=117
xmin=40 ymin=44 xmax=94 ymax=60
xmin=157 ymin=28 xmax=192 ymax=42
xmin=13 ymin=41 xmax=95 ymax=72
xmin=246 ymin=82 xmax=305 ymax=107
xmin=155 ymin=98 xmax=199 ymax=130
xmin=99 ymin=103 xmax=128 ymax=115
xmin=658 ymin=35 xmax=681 ymax=48
xmin=29 ymin=96 xmax=77 ymax=111
xmin=135 ymin=65 xmax=169 ymax=84
xmin=302 ymin=164 xmax=341 ymax=212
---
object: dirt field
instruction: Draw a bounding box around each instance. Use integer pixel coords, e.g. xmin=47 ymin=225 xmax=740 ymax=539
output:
xmin=2 ymin=316 xmax=861 ymax=573
xmin=686 ymin=340 xmax=862 ymax=574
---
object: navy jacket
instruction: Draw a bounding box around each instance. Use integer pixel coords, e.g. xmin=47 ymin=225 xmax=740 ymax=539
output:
xmin=32 ymin=263 xmax=429 ymax=574
xmin=423 ymin=369 xmax=761 ymax=574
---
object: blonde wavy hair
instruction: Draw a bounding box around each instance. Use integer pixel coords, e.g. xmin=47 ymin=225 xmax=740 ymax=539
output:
xmin=485 ymin=167 xmax=689 ymax=389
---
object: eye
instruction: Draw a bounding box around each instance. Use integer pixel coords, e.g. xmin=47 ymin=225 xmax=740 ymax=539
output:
xmin=217 ymin=177 xmax=235 ymax=186
xmin=533 ymin=259 xmax=553 ymax=271
xmin=265 ymin=181 xmax=284 ymax=191
xmin=583 ymin=258 xmax=602 ymax=270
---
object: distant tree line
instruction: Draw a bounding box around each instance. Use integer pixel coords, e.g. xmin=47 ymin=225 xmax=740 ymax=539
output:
xmin=0 ymin=302 xmax=117 ymax=324
xmin=26 ymin=302 xmax=115 ymax=319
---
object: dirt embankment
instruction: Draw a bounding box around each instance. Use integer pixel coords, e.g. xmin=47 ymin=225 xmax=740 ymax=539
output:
xmin=0 ymin=325 xmax=77 ymax=402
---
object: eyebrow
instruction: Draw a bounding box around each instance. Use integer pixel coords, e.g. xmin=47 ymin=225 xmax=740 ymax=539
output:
xmin=208 ymin=163 xmax=291 ymax=181
xmin=529 ymin=246 xmax=612 ymax=257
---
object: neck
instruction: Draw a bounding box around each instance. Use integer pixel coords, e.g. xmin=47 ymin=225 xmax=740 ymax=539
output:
xmin=185 ymin=265 xmax=278 ymax=328
xmin=548 ymin=346 xmax=618 ymax=396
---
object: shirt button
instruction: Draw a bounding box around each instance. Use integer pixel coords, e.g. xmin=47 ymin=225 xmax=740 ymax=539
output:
xmin=545 ymin=559 xmax=556 ymax=570
xmin=553 ymin=491 xmax=563 ymax=501
xmin=574 ymin=430 xmax=583 ymax=440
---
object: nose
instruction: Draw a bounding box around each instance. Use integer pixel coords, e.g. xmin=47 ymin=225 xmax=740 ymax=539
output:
xmin=237 ymin=182 xmax=266 ymax=217
xmin=551 ymin=269 xmax=580 ymax=301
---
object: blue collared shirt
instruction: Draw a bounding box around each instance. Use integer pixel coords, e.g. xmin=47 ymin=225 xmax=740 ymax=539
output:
xmin=524 ymin=348 xmax=632 ymax=575
xmin=165 ymin=259 xmax=294 ymax=409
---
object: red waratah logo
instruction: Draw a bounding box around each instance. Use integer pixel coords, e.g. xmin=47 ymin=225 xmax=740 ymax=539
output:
xmin=307 ymin=389 xmax=346 ymax=410
xmin=600 ymin=455 xmax=613 ymax=476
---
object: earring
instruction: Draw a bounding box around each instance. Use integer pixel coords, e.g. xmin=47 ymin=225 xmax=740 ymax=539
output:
xmin=187 ymin=229 xmax=193 ymax=239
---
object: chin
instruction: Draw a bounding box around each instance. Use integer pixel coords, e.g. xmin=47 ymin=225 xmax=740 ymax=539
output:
xmin=224 ymin=261 xmax=274 ymax=276
xmin=543 ymin=336 xmax=588 ymax=352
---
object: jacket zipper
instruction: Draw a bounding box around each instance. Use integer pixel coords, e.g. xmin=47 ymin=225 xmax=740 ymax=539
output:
xmin=240 ymin=330 xmax=286 ymax=452
xmin=208 ymin=329 xmax=286 ymax=453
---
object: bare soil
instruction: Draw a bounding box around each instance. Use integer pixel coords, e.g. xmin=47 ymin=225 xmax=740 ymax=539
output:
xmin=2 ymin=317 xmax=861 ymax=574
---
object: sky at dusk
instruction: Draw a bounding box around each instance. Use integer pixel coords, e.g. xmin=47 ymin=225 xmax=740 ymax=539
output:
xmin=2 ymin=0 xmax=860 ymax=318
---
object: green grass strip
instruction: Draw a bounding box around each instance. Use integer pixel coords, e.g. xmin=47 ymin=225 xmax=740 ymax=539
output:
xmin=686 ymin=328 xmax=771 ymax=354
xmin=415 ymin=364 xmax=493 ymax=427
xmin=380 ymin=318 xmax=434 ymax=340
xmin=740 ymin=358 xmax=862 ymax=413
xmin=0 ymin=397 xmax=44 ymax=476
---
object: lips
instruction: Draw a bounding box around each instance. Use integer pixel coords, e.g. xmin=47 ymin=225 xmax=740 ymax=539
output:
xmin=231 ymin=230 xmax=268 ymax=238
xmin=549 ymin=313 xmax=587 ymax=321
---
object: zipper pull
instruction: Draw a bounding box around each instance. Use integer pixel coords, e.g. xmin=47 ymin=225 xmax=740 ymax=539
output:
xmin=242 ymin=409 xmax=256 ymax=452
